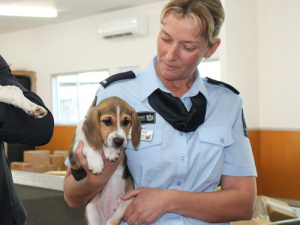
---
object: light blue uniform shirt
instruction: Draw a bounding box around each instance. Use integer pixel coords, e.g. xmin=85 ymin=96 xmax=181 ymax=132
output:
xmin=67 ymin=57 xmax=257 ymax=225
xmin=94 ymin=57 xmax=257 ymax=225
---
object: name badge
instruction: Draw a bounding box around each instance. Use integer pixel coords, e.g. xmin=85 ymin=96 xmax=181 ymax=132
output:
xmin=128 ymin=129 xmax=154 ymax=142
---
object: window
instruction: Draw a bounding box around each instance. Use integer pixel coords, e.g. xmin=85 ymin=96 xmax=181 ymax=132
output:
xmin=52 ymin=71 xmax=109 ymax=125
xmin=198 ymin=60 xmax=221 ymax=81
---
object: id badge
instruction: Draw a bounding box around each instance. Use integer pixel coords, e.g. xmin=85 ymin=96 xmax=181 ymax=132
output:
xmin=128 ymin=129 xmax=154 ymax=142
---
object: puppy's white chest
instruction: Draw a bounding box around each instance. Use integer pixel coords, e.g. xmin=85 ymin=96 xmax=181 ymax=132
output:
xmin=96 ymin=165 xmax=126 ymax=221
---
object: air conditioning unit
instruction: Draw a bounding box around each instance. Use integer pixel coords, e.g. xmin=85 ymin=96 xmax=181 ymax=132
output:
xmin=98 ymin=15 xmax=148 ymax=39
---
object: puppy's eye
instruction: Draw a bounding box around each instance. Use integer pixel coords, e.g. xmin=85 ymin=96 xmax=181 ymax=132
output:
xmin=102 ymin=119 xmax=112 ymax=126
xmin=123 ymin=119 xmax=131 ymax=126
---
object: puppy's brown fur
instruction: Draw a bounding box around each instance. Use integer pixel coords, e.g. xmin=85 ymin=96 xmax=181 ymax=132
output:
xmin=83 ymin=97 xmax=141 ymax=151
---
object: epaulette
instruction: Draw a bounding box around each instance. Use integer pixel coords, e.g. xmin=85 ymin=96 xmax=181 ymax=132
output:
xmin=206 ymin=77 xmax=240 ymax=95
xmin=100 ymin=71 xmax=136 ymax=88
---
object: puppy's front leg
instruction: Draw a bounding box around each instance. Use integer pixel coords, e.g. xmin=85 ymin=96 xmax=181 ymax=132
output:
xmin=6 ymin=85 xmax=47 ymax=118
xmin=82 ymin=144 xmax=104 ymax=175
xmin=5 ymin=85 xmax=23 ymax=94
xmin=18 ymin=97 xmax=47 ymax=118
xmin=106 ymin=198 xmax=134 ymax=225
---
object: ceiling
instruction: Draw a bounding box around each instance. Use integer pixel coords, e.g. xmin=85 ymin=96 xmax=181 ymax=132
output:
xmin=0 ymin=0 xmax=166 ymax=35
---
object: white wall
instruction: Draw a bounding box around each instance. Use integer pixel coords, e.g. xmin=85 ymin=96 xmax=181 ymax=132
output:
xmin=257 ymin=0 xmax=300 ymax=130
xmin=220 ymin=0 xmax=260 ymax=129
xmin=0 ymin=0 xmax=299 ymax=130
xmin=0 ymin=1 xmax=167 ymax=112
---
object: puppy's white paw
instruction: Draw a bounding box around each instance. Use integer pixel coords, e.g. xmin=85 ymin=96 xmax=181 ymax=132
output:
xmin=104 ymin=149 xmax=120 ymax=162
xmin=18 ymin=99 xmax=47 ymax=118
xmin=87 ymin=155 xmax=104 ymax=175
xmin=28 ymin=105 xmax=47 ymax=118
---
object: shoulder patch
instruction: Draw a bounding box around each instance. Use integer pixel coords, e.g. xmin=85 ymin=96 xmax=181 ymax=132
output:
xmin=100 ymin=71 xmax=136 ymax=88
xmin=242 ymin=109 xmax=249 ymax=138
xmin=206 ymin=77 xmax=240 ymax=95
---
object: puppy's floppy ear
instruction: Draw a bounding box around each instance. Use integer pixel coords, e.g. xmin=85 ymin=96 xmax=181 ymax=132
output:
xmin=130 ymin=107 xmax=141 ymax=150
xmin=82 ymin=107 xmax=103 ymax=150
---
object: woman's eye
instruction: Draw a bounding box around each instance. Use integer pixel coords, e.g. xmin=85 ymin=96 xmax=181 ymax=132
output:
xmin=162 ymin=37 xmax=170 ymax=42
xmin=102 ymin=119 xmax=112 ymax=126
xmin=123 ymin=119 xmax=131 ymax=126
xmin=185 ymin=46 xmax=194 ymax=51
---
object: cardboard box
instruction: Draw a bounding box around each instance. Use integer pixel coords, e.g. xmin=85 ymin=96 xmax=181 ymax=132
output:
xmin=33 ymin=164 xmax=58 ymax=173
xmin=50 ymin=154 xmax=64 ymax=170
xmin=24 ymin=150 xmax=50 ymax=166
xmin=262 ymin=196 xmax=298 ymax=222
xmin=46 ymin=164 xmax=58 ymax=171
xmin=10 ymin=162 xmax=34 ymax=172
xmin=33 ymin=165 xmax=48 ymax=173
xmin=233 ymin=196 xmax=300 ymax=224
xmin=54 ymin=150 xmax=69 ymax=170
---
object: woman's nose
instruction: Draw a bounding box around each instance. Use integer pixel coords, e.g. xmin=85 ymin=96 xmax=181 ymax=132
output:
xmin=166 ymin=44 xmax=178 ymax=61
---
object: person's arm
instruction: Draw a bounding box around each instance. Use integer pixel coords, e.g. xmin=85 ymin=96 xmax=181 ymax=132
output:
xmin=121 ymin=176 xmax=256 ymax=224
xmin=63 ymin=141 xmax=123 ymax=207
xmin=0 ymin=54 xmax=54 ymax=146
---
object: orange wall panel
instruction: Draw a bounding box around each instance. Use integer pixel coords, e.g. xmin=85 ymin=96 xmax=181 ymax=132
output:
xmin=248 ymin=130 xmax=262 ymax=195
xmin=37 ymin=126 xmax=76 ymax=154
xmin=260 ymin=131 xmax=300 ymax=201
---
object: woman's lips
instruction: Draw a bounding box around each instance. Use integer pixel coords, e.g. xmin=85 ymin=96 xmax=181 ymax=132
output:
xmin=163 ymin=61 xmax=179 ymax=70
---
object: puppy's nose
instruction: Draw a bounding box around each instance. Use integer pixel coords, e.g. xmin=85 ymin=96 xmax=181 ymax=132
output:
xmin=113 ymin=137 xmax=124 ymax=147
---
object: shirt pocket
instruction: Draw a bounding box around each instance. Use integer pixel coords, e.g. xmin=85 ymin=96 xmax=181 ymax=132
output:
xmin=126 ymin=129 xmax=162 ymax=187
xmin=196 ymin=126 xmax=235 ymax=186
xmin=198 ymin=126 xmax=234 ymax=148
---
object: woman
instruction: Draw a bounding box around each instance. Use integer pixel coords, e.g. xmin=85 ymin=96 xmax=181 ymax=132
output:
xmin=64 ymin=1 xmax=257 ymax=224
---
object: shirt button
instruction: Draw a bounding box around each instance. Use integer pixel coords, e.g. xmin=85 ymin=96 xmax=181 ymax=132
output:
xmin=0 ymin=122 xmax=4 ymax=128
xmin=220 ymin=138 xmax=225 ymax=143
xmin=180 ymin=156 xmax=185 ymax=161
xmin=179 ymin=132 xmax=183 ymax=136
xmin=177 ymin=182 xmax=181 ymax=186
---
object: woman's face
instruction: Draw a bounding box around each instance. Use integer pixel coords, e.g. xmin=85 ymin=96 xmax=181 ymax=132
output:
xmin=156 ymin=13 xmax=216 ymax=82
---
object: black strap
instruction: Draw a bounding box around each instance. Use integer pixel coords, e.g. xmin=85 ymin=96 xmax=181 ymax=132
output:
xmin=71 ymin=168 xmax=87 ymax=181
xmin=206 ymin=77 xmax=240 ymax=95
xmin=148 ymin=89 xmax=207 ymax=132
xmin=100 ymin=71 xmax=136 ymax=88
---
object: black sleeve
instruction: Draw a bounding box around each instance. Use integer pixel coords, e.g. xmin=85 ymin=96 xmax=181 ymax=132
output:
xmin=0 ymin=54 xmax=54 ymax=146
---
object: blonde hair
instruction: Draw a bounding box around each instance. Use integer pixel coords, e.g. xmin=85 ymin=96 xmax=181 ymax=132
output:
xmin=160 ymin=0 xmax=225 ymax=47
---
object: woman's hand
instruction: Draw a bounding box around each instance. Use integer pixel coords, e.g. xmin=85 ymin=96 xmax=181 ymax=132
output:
xmin=121 ymin=187 xmax=169 ymax=225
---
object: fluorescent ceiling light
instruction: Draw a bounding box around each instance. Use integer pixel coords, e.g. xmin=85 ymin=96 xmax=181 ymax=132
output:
xmin=0 ymin=6 xmax=57 ymax=18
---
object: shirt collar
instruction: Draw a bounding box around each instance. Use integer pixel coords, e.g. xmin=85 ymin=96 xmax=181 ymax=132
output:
xmin=141 ymin=56 xmax=211 ymax=104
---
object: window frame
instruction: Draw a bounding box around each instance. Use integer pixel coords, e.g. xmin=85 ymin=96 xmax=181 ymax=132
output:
xmin=51 ymin=69 xmax=109 ymax=125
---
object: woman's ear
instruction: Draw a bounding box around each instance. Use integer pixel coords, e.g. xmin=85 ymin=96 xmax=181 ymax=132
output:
xmin=130 ymin=108 xmax=141 ymax=150
xmin=204 ymin=38 xmax=221 ymax=59
xmin=82 ymin=107 xmax=103 ymax=150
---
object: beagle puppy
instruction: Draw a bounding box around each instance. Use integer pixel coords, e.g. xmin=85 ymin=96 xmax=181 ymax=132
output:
xmin=0 ymin=85 xmax=47 ymax=118
xmin=68 ymin=96 xmax=141 ymax=225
